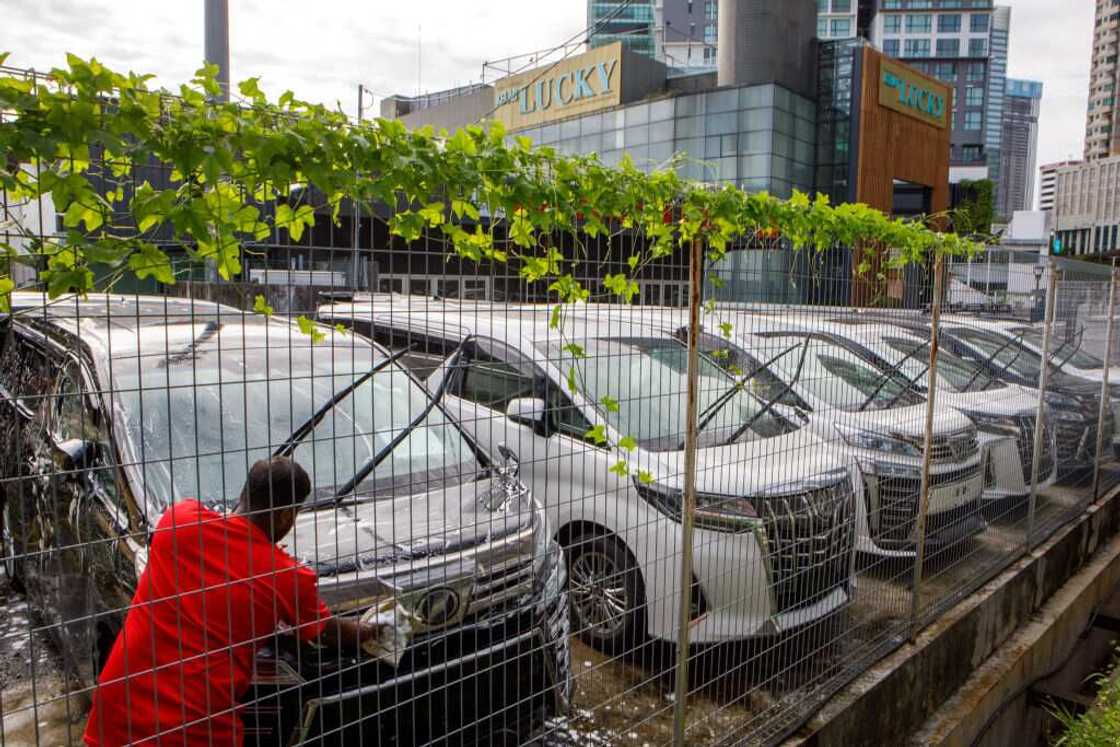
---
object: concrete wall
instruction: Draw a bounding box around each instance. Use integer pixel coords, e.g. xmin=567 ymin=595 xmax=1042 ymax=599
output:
xmin=716 ymin=0 xmax=818 ymax=98
xmin=386 ymin=86 xmax=496 ymax=133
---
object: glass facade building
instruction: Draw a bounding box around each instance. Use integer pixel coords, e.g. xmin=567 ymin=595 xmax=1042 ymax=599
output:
xmin=516 ymin=82 xmax=817 ymax=198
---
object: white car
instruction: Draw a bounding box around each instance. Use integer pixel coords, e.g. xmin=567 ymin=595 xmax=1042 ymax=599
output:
xmin=570 ymin=307 xmax=987 ymax=560
xmin=320 ymin=304 xmax=857 ymax=651
xmin=812 ymin=319 xmax=1059 ymax=503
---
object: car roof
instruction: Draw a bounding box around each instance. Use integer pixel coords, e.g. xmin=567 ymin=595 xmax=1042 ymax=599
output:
xmin=8 ymin=292 xmax=361 ymax=363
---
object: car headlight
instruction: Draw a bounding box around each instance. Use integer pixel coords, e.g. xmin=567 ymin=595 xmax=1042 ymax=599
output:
xmin=634 ymin=480 xmax=761 ymax=533
xmin=960 ymin=410 xmax=1021 ymax=436
xmin=835 ymin=424 xmax=923 ymax=457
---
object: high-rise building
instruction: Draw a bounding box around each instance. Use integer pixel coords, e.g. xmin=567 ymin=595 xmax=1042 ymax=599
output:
xmin=658 ymin=0 xmax=720 ymax=72
xmin=870 ymin=1 xmax=1010 ymax=189
xmin=587 ymin=1 xmax=657 ymax=59
xmin=1085 ymin=0 xmax=1120 ymax=160
xmin=817 ymin=0 xmax=858 ymax=40
xmin=1039 ymin=160 xmax=1080 ymax=213
xmin=996 ymin=78 xmax=1043 ymax=219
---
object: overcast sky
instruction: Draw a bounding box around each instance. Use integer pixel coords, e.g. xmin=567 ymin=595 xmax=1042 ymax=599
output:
xmin=1 ymin=1 xmax=1097 ymax=188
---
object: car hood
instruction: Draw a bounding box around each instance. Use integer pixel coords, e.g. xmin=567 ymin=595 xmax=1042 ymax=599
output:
xmin=636 ymin=428 xmax=851 ymax=496
xmin=822 ymin=402 xmax=976 ymax=441
xmin=278 ymin=475 xmax=533 ymax=575
xmin=938 ymin=385 xmax=1040 ymax=417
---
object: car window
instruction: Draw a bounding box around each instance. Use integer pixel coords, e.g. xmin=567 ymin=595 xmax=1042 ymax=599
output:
xmin=0 ymin=330 xmax=54 ymax=416
xmin=1013 ymin=326 xmax=1104 ymax=370
xmin=541 ymin=337 xmax=797 ymax=452
xmin=948 ymin=327 xmax=1044 ymax=382
xmin=762 ymin=334 xmax=924 ymax=411
xmin=879 ymin=336 xmax=1004 ymax=392
xmin=54 ymin=362 xmax=102 ymax=443
xmin=687 ymin=330 xmax=812 ymax=411
xmin=458 ymin=338 xmax=539 ymax=412
xmin=369 ymin=322 xmax=458 ymax=381
xmin=457 ymin=337 xmax=593 ymax=439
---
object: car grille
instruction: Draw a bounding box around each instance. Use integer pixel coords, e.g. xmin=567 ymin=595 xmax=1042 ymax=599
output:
xmin=867 ymin=464 xmax=981 ymax=548
xmin=465 ymin=555 xmax=535 ymax=621
xmin=898 ymin=429 xmax=979 ymax=464
xmin=759 ymin=480 xmax=855 ymax=613
xmin=1055 ymin=397 xmax=1115 ymax=472
xmin=1016 ymin=413 xmax=1055 ymax=483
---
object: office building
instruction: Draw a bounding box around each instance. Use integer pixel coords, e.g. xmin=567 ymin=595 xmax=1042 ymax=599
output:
xmin=587 ymin=0 xmax=658 ymax=58
xmin=996 ymin=78 xmax=1043 ymax=219
xmin=384 ymin=0 xmax=953 ymax=305
xmin=870 ymin=1 xmax=1010 ymax=191
xmin=1051 ymin=157 xmax=1120 ymax=256
xmin=1086 ymin=0 xmax=1120 ymax=160
xmin=1040 ymin=160 xmax=1080 ymax=213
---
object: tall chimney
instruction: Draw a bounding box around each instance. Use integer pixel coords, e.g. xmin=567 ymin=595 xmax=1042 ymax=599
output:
xmin=204 ymin=0 xmax=230 ymax=102
xmin=716 ymin=0 xmax=817 ymax=98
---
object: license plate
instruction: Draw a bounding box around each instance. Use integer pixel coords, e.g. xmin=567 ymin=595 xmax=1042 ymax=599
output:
xmin=928 ymin=473 xmax=983 ymax=513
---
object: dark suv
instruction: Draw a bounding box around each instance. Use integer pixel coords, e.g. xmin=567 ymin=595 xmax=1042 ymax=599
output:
xmin=0 ymin=294 xmax=570 ymax=745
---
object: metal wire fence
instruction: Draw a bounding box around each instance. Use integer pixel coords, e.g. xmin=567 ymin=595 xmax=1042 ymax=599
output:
xmin=3 ymin=62 xmax=1120 ymax=747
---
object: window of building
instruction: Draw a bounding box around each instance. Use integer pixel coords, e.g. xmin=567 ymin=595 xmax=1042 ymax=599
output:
xmin=904 ymin=38 xmax=931 ymax=57
xmin=967 ymin=62 xmax=985 ymax=81
xmin=883 ymin=38 xmax=901 ymax=57
xmin=818 ymin=0 xmax=828 ymax=10
xmin=832 ymin=0 xmax=852 ymax=11
xmin=906 ymin=14 xmax=933 ymax=33
xmin=883 ymin=15 xmax=903 ymax=33
xmin=970 ymin=13 xmax=990 ymax=33
xmin=964 ymin=111 xmax=982 ymax=130
xmin=968 ymin=38 xmax=988 ymax=56
xmin=831 ymin=18 xmax=852 ymax=37
xmin=936 ymin=38 xmax=960 ymax=56
xmin=934 ymin=62 xmax=957 ymax=80
xmin=965 ymin=85 xmax=984 ymax=106
xmin=938 ymin=14 xmax=962 ymax=32
xmin=818 ymin=17 xmax=828 ymax=36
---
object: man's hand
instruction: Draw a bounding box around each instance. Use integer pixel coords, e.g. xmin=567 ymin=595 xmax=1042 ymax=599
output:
xmin=317 ymin=615 xmax=381 ymax=653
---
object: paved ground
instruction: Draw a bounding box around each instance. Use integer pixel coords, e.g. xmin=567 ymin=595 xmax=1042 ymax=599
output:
xmin=4 ymin=470 xmax=1116 ymax=746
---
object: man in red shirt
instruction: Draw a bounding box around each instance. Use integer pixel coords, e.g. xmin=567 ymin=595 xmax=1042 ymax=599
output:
xmin=84 ymin=457 xmax=377 ymax=746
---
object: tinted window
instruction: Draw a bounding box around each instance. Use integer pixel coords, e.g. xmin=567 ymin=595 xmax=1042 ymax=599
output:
xmin=879 ymin=336 xmax=1004 ymax=393
xmin=948 ymin=327 xmax=1044 ymax=382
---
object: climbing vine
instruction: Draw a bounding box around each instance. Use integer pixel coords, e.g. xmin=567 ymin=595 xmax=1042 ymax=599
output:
xmin=0 ymin=53 xmax=981 ymax=315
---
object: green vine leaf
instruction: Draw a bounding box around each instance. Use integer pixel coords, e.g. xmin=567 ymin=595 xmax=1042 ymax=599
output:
xmin=584 ymin=425 xmax=609 ymax=446
xmin=253 ymin=294 xmax=274 ymax=316
xmin=296 ymin=315 xmax=326 ymax=343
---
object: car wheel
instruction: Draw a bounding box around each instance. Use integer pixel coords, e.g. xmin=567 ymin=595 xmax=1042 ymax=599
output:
xmin=1 ymin=497 xmax=26 ymax=592
xmin=565 ymin=533 xmax=645 ymax=655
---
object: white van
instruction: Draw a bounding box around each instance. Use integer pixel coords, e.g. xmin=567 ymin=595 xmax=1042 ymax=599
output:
xmin=321 ymin=304 xmax=857 ymax=652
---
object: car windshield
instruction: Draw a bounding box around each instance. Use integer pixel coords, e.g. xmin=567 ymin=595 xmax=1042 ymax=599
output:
xmin=947 ymin=326 xmax=1045 ymax=383
xmin=757 ymin=334 xmax=925 ymax=412
xmin=1013 ymin=326 xmax=1104 ymax=370
xmin=877 ymin=336 xmax=1004 ymax=393
xmin=540 ymin=337 xmax=797 ymax=452
xmin=111 ymin=322 xmax=480 ymax=509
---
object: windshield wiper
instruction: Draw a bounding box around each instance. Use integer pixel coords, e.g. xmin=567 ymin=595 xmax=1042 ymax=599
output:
xmin=857 ymin=340 xmax=927 ymax=412
xmin=331 ymin=338 xmax=472 ymax=502
xmin=678 ymin=338 xmax=803 ymax=449
xmin=273 ymin=346 xmax=414 ymax=459
xmin=1053 ymin=328 xmax=1087 ymax=370
xmin=958 ymin=333 xmax=1022 ymax=391
xmin=721 ymin=337 xmax=811 ymax=446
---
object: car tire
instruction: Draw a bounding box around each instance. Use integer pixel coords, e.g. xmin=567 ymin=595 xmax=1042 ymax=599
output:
xmin=564 ymin=533 xmax=646 ymax=656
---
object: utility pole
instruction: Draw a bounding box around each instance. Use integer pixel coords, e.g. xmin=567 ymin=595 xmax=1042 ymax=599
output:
xmin=204 ymin=0 xmax=230 ymax=102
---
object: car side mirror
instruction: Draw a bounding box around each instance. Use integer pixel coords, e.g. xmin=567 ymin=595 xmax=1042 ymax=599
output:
xmin=506 ymin=397 xmax=547 ymax=430
xmin=56 ymin=438 xmax=100 ymax=472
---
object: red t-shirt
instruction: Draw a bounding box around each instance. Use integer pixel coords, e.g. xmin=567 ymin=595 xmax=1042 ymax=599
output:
xmin=84 ymin=500 xmax=331 ymax=747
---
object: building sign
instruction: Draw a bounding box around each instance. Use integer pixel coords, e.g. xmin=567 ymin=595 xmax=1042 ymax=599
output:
xmin=494 ymin=43 xmax=624 ymax=130
xmin=878 ymin=58 xmax=950 ymax=130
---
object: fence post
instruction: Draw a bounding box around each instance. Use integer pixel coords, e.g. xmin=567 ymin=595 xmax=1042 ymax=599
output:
xmin=909 ymin=253 xmax=944 ymax=642
xmin=350 ymin=84 xmax=365 ymax=290
xmin=1092 ymin=259 xmax=1119 ymax=500
xmin=1027 ymin=261 xmax=1060 ymax=549
xmin=672 ymin=236 xmax=704 ymax=747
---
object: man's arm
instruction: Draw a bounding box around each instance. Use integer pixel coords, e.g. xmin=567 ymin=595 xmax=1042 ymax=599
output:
xmin=315 ymin=615 xmax=380 ymax=654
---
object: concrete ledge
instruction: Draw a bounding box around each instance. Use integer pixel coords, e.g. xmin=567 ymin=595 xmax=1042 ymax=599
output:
xmin=785 ymin=487 xmax=1120 ymax=747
